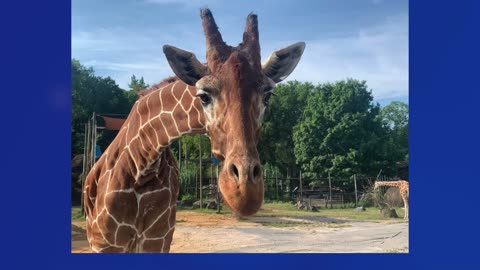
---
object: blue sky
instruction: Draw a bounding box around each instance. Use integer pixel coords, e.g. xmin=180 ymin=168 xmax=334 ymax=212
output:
xmin=72 ymin=0 xmax=408 ymax=106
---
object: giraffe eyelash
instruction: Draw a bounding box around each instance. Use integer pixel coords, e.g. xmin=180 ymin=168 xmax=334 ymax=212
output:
xmin=196 ymin=90 xmax=214 ymax=106
xmin=263 ymin=91 xmax=275 ymax=106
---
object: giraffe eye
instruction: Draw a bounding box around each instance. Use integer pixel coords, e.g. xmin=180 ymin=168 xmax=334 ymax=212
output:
xmin=263 ymin=92 xmax=274 ymax=106
xmin=197 ymin=93 xmax=212 ymax=106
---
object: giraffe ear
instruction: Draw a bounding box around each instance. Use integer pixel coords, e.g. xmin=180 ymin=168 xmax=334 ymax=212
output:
xmin=163 ymin=45 xmax=208 ymax=86
xmin=262 ymin=42 xmax=305 ymax=83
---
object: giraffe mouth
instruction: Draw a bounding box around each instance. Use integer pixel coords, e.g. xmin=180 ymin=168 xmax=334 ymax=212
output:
xmin=218 ymin=163 xmax=264 ymax=217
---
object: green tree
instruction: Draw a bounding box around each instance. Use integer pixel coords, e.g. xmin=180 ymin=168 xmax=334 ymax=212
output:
xmin=380 ymin=101 xmax=409 ymax=172
xmin=293 ymin=79 xmax=386 ymax=178
xmin=128 ymin=74 xmax=149 ymax=92
xmin=71 ymin=59 xmax=134 ymax=156
xmin=381 ymin=101 xmax=408 ymax=129
xmin=126 ymin=75 xmax=149 ymax=103
xmin=174 ymin=135 xmax=212 ymax=199
xmin=259 ymin=81 xmax=311 ymax=176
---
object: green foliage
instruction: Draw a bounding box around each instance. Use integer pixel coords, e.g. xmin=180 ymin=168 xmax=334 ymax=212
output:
xmin=126 ymin=74 xmax=150 ymax=104
xmin=70 ymin=59 xmax=408 ymax=200
xmin=177 ymin=164 xmax=198 ymax=200
xmin=71 ymin=59 xmax=137 ymax=156
xmin=259 ymin=80 xmax=311 ymax=176
xmin=71 ymin=206 xmax=85 ymax=221
xmin=261 ymin=163 xmax=282 ymax=199
xmin=380 ymin=101 xmax=409 ymax=172
xmin=177 ymin=135 xmax=211 ymax=160
xmin=175 ymin=135 xmax=213 ymax=198
xmin=381 ymin=101 xmax=408 ymax=129
xmin=180 ymin=193 xmax=195 ymax=201
xmin=128 ymin=74 xmax=149 ymax=92
xmin=257 ymin=203 xmax=404 ymax=221
xmin=293 ymin=79 xmax=387 ymax=178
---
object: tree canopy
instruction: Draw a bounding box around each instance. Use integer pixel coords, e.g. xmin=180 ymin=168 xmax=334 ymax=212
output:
xmin=259 ymin=81 xmax=311 ymax=176
xmin=71 ymin=59 xmax=409 ymax=200
xmin=71 ymin=59 xmax=136 ymax=156
xmin=380 ymin=101 xmax=409 ymax=173
xmin=293 ymin=79 xmax=387 ymax=178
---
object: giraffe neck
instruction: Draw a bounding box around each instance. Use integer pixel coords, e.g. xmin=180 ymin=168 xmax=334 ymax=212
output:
xmin=128 ymin=79 xmax=206 ymax=146
xmin=97 ymin=80 xmax=206 ymax=185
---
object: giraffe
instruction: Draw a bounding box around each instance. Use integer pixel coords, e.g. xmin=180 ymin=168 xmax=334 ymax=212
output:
xmin=374 ymin=180 xmax=409 ymax=220
xmin=83 ymin=8 xmax=306 ymax=253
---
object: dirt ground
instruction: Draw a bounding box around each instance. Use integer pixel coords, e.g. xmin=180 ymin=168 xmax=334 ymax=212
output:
xmin=72 ymin=211 xmax=408 ymax=253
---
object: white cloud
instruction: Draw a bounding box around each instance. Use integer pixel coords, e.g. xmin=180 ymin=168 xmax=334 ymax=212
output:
xmin=143 ymin=0 xmax=220 ymax=9
xmin=282 ymin=16 xmax=408 ymax=99
xmin=72 ymin=26 xmax=202 ymax=89
xmin=274 ymin=14 xmax=408 ymax=100
xmin=72 ymin=27 xmax=177 ymax=53
xmin=72 ymin=13 xmax=408 ymax=100
xmin=81 ymin=59 xmax=173 ymax=90
xmin=82 ymin=60 xmax=166 ymax=72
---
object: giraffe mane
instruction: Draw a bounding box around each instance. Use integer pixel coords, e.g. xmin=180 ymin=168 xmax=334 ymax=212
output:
xmin=136 ymin=76 xmax=180 ymax=98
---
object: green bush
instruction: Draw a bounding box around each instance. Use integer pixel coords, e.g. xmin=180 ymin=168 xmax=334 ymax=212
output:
xmin=181 ymin=193 xmax=195 ymax=201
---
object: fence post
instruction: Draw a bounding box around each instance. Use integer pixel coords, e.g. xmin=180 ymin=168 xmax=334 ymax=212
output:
xmin=286 ymin=167 xmax=289 ymax=198
xmin=178 ymin=139 xmax=181 ymax=170
xmin=195 ymin=170 xmax=197 ymax=199
xmin=90 ymin=112 xmax=96 ymax=168
xmin=275 ymin=168 xmax=279 ymax=201
xmin=328 ymin=172 xmax=332 ymax=209
xmin=216 ymin=163 xmax=221 ymax=214
xmin=263 ymin=168 xmax=267 ymax=199
xmin=184 ymin=140 xmax=187 ymax=170
xmin=299 ymin=171 xmax=303 ymax=202
xmin=80 ymin=123 xmax=88 ymax=216
xmin=376 ymin=169 xmax=382 ymax=181
xmin=199 ymin=139 xmax=202 ymax=209
xmin=354 ymin=174 xmax=358 ymax=208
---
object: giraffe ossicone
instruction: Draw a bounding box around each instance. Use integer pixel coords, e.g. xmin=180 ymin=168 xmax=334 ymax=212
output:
xmin=83 ymin=8 xmax=305 ymax=253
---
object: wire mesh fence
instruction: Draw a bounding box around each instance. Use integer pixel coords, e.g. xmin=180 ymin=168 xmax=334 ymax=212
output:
xmin=177 ymin=171 xmax=402 ymax=209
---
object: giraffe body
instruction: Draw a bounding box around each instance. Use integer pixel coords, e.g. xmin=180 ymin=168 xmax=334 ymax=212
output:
xmin=374 ymin=180 xmax=409 ymax=220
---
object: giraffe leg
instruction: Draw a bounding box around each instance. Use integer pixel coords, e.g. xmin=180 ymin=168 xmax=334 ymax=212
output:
xmin=138 ymin=229 xmax=176 ymax=253
xmin=86 ymin=188 xmax=140 ymax=253
xmin=87 ymin=217 xmax=133 ymax=253
xmin=402 ymin=193 xmax=409 ymax=221
xmin=138 ymin=206 xmax=177 ymax=253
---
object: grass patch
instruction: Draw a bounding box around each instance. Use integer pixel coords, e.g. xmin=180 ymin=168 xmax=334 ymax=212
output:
xmin=262 ymin=222 xmax=307 ymax=227
xmin=257 ymin=203 xmax=405 ymax=222
xmin=318 ymin=207 xmax=405 ymax=221
xmin=72 ymin=203 xmax=405 ymax=223
xmin=260 ymin=220 xmax=351 ymax=228
xmin=177 ymin=202 xmax=405 ymax=222
xmin=72 ymin=206 xmax=85 ymax=222
xmin=72 ymin=202 xmax=405 ymax=223
xmin=178 ymin=207 xmax=233 ymax=215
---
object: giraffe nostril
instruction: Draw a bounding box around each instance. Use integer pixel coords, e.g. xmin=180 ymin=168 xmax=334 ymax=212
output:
xmin=230 ymin=164 xmax=239 ymax=181
xmin=253 ymin=164 xmax=261 ymax=178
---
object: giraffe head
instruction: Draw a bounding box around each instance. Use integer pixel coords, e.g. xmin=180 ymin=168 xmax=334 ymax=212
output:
xmin=163 ymin=9 xmax=305 ymax=216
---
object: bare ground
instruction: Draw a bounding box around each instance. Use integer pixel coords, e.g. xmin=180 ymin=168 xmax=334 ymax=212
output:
xmin=72 ymin=211 xmax=408 ymax=253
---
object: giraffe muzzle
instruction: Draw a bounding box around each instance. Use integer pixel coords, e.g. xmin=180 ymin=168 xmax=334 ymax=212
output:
xmin=219 ymin=157 xmax=264 ymax=216
xmin=228 ymin=161 xmax=262 ymax=184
